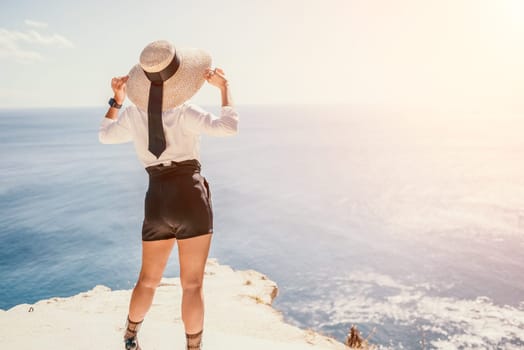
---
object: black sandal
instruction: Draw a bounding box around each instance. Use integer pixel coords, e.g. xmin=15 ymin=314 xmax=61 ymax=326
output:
xmin=186 ymin=329 xmax=203 ymax=350
xmin=124 ymin=336 xmax=141 ymax=350
xmin=124 ymin=316 xmax=143 ymax=350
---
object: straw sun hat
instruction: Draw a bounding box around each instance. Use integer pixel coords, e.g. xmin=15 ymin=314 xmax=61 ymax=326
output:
xmin=126 ymin=40 xmax=212 ymax=112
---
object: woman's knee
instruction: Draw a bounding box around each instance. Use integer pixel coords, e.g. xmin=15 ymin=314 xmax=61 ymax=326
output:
xmin=137 ymin=272 xmax=162 ymax=289
xmin=181 ymin=277 xmax=203 ymax=293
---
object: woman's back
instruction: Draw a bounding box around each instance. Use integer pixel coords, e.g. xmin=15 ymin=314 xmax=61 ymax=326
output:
xmin=99 ymin=103 xmax=238 ymax=168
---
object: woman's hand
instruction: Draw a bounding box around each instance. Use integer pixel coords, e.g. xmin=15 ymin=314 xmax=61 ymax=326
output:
xmin=204 ymin=68 xmax=228 ymax=90
xmin=111 ymin=75 xmax=129 ymax=104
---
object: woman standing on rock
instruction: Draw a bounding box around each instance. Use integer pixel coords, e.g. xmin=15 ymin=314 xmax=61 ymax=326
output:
xmin=98 ymin=40 xmax=238 ymax=350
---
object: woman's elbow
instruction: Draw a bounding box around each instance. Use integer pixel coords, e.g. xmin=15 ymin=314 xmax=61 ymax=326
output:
xmin=228 ymin=120 xmax=239 ymax=135
xmin=98 ymin=132 xmax=106 ymax=144
xmin=226 ymin=115 xmax=240 ymax=135
xmin=224 ymin=122 xmax=239 ymax=136
xmin=98 ymin=132 xmax=113 ymax=144
xmin=211 ymin=119 xmax=238 ymax=136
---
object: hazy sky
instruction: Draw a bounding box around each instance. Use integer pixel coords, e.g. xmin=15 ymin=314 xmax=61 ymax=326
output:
xmin=0 ymin=0 xmax=523 ymax=109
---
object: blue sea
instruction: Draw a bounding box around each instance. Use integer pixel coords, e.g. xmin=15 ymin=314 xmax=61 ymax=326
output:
xmin=1 ymin=105 xmax=523 ymax=349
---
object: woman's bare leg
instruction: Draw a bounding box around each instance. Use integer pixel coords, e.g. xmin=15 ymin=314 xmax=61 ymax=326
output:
xmin=177 ymin=232 xmax=212 ymax=334
xmin=127 ymin=238 xmax=177 ymax=324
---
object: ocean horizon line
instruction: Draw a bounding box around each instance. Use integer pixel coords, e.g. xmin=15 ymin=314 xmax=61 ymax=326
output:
xmin=1 ymin=103 xmax=522 ymax=118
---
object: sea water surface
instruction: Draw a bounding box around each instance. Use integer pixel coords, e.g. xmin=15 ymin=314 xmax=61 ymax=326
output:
xmin=1 ymin=105 xmax=523 ymax=349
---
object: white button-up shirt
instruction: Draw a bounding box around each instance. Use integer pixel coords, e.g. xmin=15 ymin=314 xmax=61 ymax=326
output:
xmin=98 ymin=103 xmax=239 ymax=168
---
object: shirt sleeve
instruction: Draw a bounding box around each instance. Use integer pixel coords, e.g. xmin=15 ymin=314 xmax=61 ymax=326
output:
xmin=182 ymin=103 xmax=239 ymax=136
xmin=98 ymin=106 xmax=133 ymax=144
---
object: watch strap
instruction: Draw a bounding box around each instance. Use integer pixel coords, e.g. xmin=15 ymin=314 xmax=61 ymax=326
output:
xmin=108 ymin=97 xmax=122 ymax=109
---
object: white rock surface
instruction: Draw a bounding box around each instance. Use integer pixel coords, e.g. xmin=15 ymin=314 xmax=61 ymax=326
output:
xmin=0 ymin=259 xmax=346 ymax=350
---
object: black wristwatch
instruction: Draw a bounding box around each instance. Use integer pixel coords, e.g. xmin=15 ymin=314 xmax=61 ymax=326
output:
xmin=108 ymin=97 xmax=123 ymax=109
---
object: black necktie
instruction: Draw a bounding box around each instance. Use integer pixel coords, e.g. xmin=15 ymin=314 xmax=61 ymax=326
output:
xmin=143 ymin=53 xmax=181 ymax=159
xmin=147 ymin=81 xmax=166 ymax=158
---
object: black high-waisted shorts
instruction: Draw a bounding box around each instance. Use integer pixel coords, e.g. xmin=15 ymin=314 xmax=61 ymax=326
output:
xmin=141 ymin=159 xmax=213 ymax=241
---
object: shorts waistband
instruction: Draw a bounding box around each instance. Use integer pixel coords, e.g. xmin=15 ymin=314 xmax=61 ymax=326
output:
xmin=145 ymin=159 xmax=201 ymax=176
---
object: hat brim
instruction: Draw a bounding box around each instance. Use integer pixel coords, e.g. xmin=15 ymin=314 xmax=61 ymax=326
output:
xmin=126 ymin=48 xmax=212 ymax=112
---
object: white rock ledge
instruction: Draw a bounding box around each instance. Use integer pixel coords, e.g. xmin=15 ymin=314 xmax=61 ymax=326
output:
xmin=0 ymin=259 xmax=346 ymax=350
